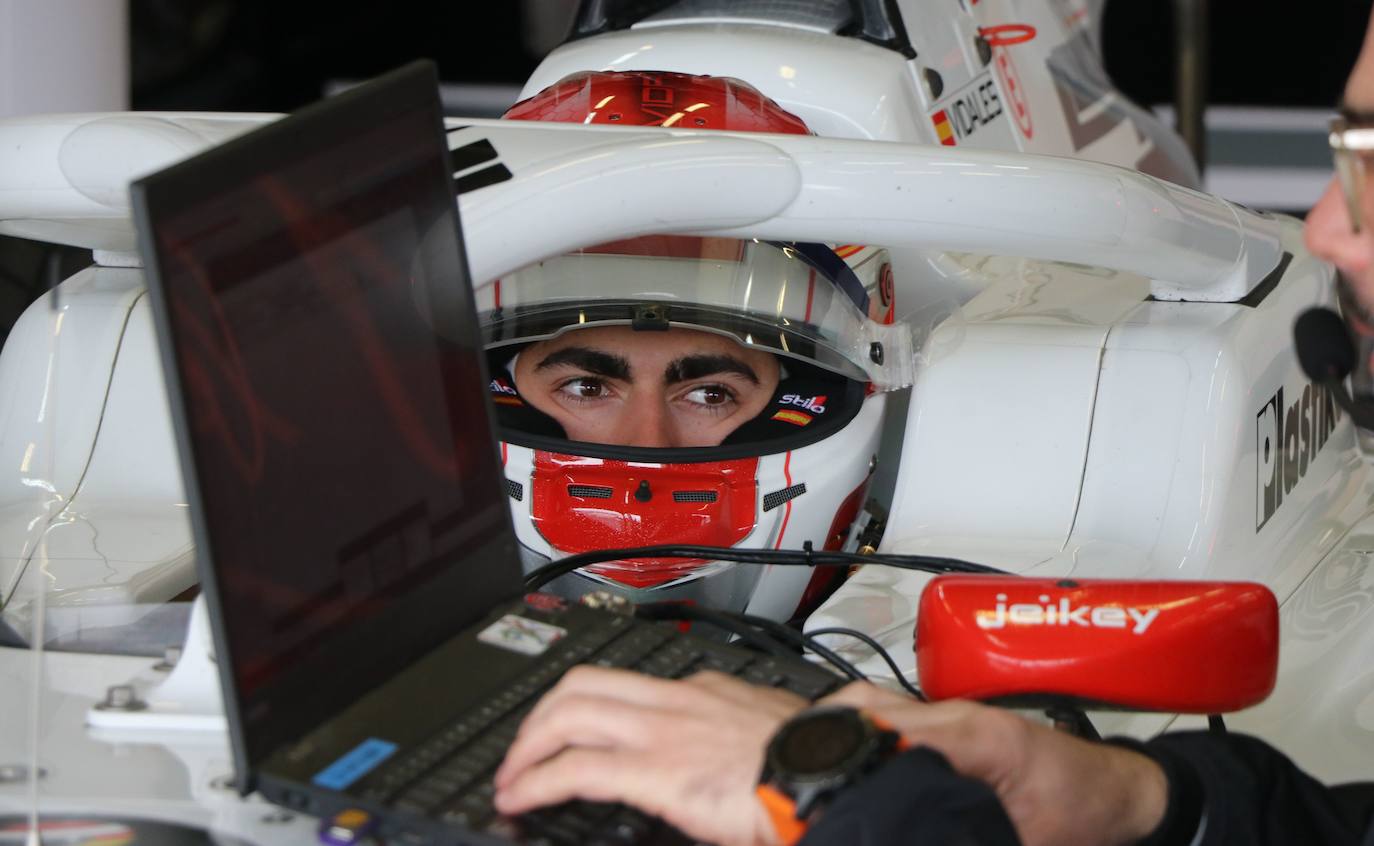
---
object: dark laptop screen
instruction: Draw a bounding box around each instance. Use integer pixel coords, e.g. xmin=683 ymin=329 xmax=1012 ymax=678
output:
xmin=133 ymin=63 xmax=523 ymax=768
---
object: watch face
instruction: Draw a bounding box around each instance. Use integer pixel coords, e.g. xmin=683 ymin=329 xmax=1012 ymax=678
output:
xmin=776 ymin=709 xmax=867 ymax=776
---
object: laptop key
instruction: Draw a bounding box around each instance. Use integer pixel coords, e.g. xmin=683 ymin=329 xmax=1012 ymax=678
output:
xmin=397 ymin=785 xmax=449 ymax=813
xmin=602 ymin=808 xmax=657 ymax=841
xmin=695 ymin=649 xmax=751 ymax=674
xmin=565 ymin=800 xmax=618 ymax=823
xmin=393 ymin=797 xmax=430 ymax=815
xmin=638 ymin=651 xmax=701 ymax=679
xmin=483 ymin=817 xmax=522 ymax=840
xmin=742 ymin=666 xmax=787 ymax=687
xmin=784 ymin=674 xmax=839 ymax=699
xmin=440 ymin=794 xmax=495 ymax=829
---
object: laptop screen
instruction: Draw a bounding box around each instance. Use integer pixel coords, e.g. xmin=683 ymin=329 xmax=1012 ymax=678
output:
xmin=133 ymin=63 xmax=524 ymax=769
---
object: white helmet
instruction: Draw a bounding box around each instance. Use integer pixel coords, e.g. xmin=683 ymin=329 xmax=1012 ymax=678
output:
xmin=483 ymin=71 xmax=912 ymax=621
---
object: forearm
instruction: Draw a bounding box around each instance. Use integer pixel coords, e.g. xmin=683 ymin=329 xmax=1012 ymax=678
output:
xmin=1138 ymin=731 xmax=1373 ymax=846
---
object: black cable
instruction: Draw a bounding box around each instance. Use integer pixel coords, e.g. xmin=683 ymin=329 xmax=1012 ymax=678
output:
xmin=804 ymin=626 xmax=926 ymax=701
xmin=634 ymin=603 xmax=793 ymax=659
xmin=635 ymin=602 xmax=870 ymax=683
xmin=736 ymin=613 xmax=868 ymax=683
xmin=523 ymin=544 xmax=1005 ymax=592
xmin=1045 ymin=707 xmax=1100 ymax=741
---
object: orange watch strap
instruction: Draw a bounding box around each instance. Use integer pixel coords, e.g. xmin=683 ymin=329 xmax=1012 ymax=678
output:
xmin=864 ymin=712 xmax=912 ymax=752
xmin=756 ymin=783 xmax=809 ymax=846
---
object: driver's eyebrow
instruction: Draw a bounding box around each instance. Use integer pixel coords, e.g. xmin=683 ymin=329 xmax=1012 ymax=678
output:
xmin=665 ymin=354 xmax=759 ymax=385
xmin=533 ymin=346 xmax=632 ymax=380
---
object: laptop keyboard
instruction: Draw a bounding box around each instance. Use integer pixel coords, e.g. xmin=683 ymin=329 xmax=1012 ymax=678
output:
xmin=356 ymin=616 xmax=840 ymax=844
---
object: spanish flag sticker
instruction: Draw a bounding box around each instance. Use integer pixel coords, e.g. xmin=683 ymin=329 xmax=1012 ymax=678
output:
xmin=772 ymin=409 xmax=813 ymax=427
xmin=932 ymin=110 xmax=956 ymax=146
xmin=493 ymin=395 xmax=524 ymax=406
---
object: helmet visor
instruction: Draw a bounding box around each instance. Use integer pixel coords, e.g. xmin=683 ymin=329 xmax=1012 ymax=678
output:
xmin=478 ymin=237 xmax=911 ymax=387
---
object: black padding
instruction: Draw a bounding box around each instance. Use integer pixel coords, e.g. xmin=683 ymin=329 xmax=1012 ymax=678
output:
xmin=487 ymin=348 xmax=567 ymax=439
xmin=720 ymin=360 xmax=863 ymax=449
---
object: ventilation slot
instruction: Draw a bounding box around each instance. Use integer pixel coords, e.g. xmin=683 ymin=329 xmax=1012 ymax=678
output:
xmin=568 ymin=484 xmax=614 ymax=499
xmin=673 ymin=490 xmax=719 ymax=503
xmin=762 ymin=483 xmax=807 ymax=512
xmin=505 ymin=479 xmax=524 ymax=502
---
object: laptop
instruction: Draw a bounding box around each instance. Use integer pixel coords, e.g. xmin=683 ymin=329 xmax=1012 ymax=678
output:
xmin=130 ymin=62 xmax=840 ymax=845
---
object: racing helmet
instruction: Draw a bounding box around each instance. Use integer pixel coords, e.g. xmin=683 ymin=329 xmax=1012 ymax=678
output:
xmin=484 ymin=71 xmax=909 ymax=621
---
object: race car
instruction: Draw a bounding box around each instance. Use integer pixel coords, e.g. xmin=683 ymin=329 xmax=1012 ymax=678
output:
xmin=0 ymin=1 xmax=1368 ymax=834
xmin=0 ymin=0 xmax=1204 ymax=631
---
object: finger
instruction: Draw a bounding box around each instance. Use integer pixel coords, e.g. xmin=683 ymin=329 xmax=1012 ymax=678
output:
xmin=495 ymin=694 xmax=672 ymax=787
xmin=494 ymin=747 xmax=664 ymax=816
xmin=495 ymin=747 xmax=741 ymax=845
xmin=523 ymin=665 xmax=698 ymax=726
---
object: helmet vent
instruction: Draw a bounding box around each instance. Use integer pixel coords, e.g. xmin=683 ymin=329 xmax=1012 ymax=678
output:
xmin=672 ymin=490 xmax=718 ymax=503
xmin=505 ymin=479 xmax=524 ymax=501
xmin=568 ymin=484 xmax=614 ymax=499
xmin=762 ymin=483 xmax=808 ymax=512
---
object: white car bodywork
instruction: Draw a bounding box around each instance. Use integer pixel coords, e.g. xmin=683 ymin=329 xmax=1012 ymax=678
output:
xmin=1 ymin=0 xmax=1371 ymax=836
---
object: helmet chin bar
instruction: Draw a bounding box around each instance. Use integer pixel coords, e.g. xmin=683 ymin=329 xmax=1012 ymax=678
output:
xmin=499 ymin=394 xmax=889 ymax=623
xmin=529 ymin=453 xmax=762 ymax=590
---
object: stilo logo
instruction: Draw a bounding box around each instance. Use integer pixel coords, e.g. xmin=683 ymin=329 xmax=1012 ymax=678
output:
xmin=490 ymin=379 xmax=519 ymax=396
xmin=781 ymin=394 xmax=827 ymax=414
xmin=976 ymin=593 xmax=1160 ymax=635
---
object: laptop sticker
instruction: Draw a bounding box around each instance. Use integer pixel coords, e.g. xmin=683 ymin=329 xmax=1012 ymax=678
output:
xmin=477 ymin=614 xmax=567 ymax=656
xmin=312 ymin=738 xmax=398 ymax=790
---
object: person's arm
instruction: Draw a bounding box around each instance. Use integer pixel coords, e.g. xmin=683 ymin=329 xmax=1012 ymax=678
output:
xmin=1132 ymin=731 xmax=1374 ymax=846
xmin=819 ymin=684 xmax=1168 ymax=846
xmin=494 ymin=669 xmax=1029 ymax=846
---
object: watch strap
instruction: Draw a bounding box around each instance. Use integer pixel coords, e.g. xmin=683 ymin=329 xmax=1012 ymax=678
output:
xmin=866 ymin=713 xmax=911 ymax=752
xmin=756 ymin=783 xmax=809 ymax=846
xmin=756 ymin=708 xmax=908 ymax=845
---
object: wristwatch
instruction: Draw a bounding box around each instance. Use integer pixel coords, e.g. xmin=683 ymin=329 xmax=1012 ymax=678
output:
xmin=756 ymin=706 xmax=906 ymax=845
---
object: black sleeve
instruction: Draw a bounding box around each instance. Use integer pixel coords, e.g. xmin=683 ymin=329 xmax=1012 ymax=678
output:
xmin=1131 ymin=731 xmax=1374 ymax=846
xmin=797 ymin=747 xmax=1022 ymax=846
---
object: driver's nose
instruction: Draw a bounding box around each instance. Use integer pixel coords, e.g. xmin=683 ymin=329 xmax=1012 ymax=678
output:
xmin=1306 ymin=179 xmax=1374 ymax=284
xmin=620 ymin=401 xmax=680 ymax=448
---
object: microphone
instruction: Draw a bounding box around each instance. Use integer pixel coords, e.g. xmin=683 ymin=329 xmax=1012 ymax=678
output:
xmin=1293 ymin=307 xmax=1374 ymax=429
xmin=914 ymin=577 xmax=1278 ymax=714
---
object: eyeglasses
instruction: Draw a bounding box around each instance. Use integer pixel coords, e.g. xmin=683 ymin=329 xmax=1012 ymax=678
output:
xmin=1330 ymin=110 xmax=1374 ymax=232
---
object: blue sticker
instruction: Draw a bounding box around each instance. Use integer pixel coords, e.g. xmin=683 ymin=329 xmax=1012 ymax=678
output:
xmin=313 ymin=738 xmax=397 ymax=790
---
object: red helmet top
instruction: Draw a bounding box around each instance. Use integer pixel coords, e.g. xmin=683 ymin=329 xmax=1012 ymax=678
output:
xmin=503 ymin=70 xmax=811 ymax=134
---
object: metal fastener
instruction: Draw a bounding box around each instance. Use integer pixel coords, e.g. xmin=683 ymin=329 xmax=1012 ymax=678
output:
xmin=0 ymin=764 xmax=46 ymax=784
xmin=153 ymin=645 xmax=183 ymax=672
xmin=94 ymin=684 xmax=147 ymax=712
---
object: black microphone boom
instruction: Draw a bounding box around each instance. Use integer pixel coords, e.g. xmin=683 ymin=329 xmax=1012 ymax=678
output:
xmin=1294 ymin=308 xmax=1355 ymax=381
xmin=1293 ymin=307 xmax=1374 ymax=430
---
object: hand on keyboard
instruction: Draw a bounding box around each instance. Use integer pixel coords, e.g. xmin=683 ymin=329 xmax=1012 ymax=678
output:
xmin=493 ymin=665 xmax=807 ymax=846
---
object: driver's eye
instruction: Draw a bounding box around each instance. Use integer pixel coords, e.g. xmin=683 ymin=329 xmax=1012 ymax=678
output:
xmin=684 ymin=384 xmax=736 ymax=408
xmin=557 ymin=378 xmax=610 ymax=401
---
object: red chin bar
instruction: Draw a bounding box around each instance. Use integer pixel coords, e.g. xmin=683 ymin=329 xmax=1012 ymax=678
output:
xmin=915 ymin=576 xmax=1279 ymax=714
xmin=530 ymin=451 xmax=760 ymax=588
